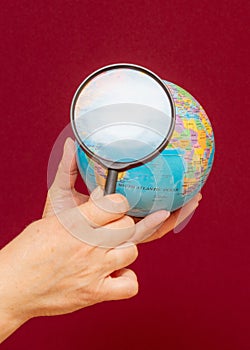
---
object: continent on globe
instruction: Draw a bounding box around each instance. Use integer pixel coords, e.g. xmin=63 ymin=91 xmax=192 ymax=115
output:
xmin=76 ymin=80 xmax=215 ymax=217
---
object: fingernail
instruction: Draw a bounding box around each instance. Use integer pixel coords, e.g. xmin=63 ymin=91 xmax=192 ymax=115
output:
xmin=107 ymin=194 xmax=130 ymax=211
xmin=90 ymin=186 xmax=104 ymax=200
xmin=156 ymin=210 xmax=171 ymax=223
xmin=63 ymin=138 xmax=74 ymax=156
xmin=198 ymin=193 xmax=202 ymax=201
xmin=91 ymin=188 xmax=130 ymax=213
xmin=148 ymin=211 xmax=170 ymax=235
xmin=108 ymin=193 xmax=126 ymax=203
xmin=107 ymin=193 xmax=129 ymax=207
xmin=147 ymin=210 xmax=170 ymax=227
xmin=65 ymin=137 xmax=74 ymax=149
xmin=187 ymin=201 xmax=199 ymax=213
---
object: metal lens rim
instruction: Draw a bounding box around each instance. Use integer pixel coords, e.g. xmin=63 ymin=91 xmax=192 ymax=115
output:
xmin=70 ymin=63 xmax=176 ymax=171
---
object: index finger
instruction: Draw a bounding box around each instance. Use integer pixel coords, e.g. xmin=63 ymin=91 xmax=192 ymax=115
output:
xmin=80 ymin=187 xmax=130 ymax=227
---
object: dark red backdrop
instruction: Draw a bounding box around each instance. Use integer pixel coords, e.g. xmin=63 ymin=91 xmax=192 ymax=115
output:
xmin=0 ymin=1 xmax=249 ymax=349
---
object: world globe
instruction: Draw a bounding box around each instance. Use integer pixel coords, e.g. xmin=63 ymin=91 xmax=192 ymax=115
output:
xmin=76 ymin=80 xmax=215 ymax=217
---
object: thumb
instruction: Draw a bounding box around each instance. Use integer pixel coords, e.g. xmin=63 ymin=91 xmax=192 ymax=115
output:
xmin=102 ymin=268 xmax=139 ymax=301
xmin=52 ymin=137 xmax=78 ymax=191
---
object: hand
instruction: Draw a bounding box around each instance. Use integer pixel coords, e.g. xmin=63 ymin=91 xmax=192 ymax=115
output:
xmin=139 ymin=192 xmax=202 ymax=242
xmin=43 ymin=138 xmax=202 ymax=242
xmin=0 ymin=188 xmax=168 ymax=343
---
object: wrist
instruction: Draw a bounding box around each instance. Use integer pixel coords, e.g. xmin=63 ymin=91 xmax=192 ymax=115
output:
xmin=0 ymin=307 xmax=28 ymax=343
xmin=0 ymin=239 xmax=32 ymax=343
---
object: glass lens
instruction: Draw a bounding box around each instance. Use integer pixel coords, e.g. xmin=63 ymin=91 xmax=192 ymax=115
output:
xmin=73 ymin=66 xmax=173 ymax=164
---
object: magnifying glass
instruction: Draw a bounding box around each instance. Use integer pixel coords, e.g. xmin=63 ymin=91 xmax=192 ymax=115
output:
xmin=71 ymin=63 xmax=176 ymax=195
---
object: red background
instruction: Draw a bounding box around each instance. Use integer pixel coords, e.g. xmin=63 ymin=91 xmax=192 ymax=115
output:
xmin=0 ymin=1 xmax=249 ymax=349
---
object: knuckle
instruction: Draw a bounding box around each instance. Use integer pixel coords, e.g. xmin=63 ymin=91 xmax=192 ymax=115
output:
xmin=108 ymin=193 xmax=126 ymax=203
xmin=105 ymin=254 xmax=116 ymax=270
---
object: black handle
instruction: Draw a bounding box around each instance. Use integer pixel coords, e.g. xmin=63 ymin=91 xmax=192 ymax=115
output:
xmin=104 ymin=169 xmax=118 ymax=195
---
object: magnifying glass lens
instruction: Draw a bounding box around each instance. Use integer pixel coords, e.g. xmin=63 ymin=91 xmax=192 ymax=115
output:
xmin=75 ymin=103 xmax=170 ymax=163
xmin=71 ymin=64 xmax=175 ymax=194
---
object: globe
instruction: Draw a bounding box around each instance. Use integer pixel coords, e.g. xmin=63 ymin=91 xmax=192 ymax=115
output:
xmin=76 ymin=80 xmax=215 ymax=217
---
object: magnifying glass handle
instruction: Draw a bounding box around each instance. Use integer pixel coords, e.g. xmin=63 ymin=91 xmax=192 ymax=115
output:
xmin=104 ymin=169 xmax=118 ymax=195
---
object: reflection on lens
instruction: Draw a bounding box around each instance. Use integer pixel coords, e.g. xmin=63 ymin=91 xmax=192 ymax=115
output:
xmin=75 ymin=103 xmax=171 ymax=163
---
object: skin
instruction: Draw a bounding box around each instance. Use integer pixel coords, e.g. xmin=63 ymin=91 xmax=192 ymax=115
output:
xmin=43 ymin=138 xmax=201 ymax=242
xmin=0 ymin=138 xmax=201 ymax=343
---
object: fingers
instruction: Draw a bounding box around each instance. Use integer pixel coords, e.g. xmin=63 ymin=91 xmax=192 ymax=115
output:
xmin=104 ymin=243 xmax=138 ymax=273
xmin=171 ymin=193 xmax=202 ymax=229
xmin=57 ymin=188 xmax=133 ymax=248
xmin=101 ymin=268 xmax=138 ymax=301
xmin=79 ymin=187 xmax=130 ymax=227
xmin=129 ymin=210 xmax=170 ymax=244
xmin=94 ymin=216 xmax=136 ymax=247
xmin=143 ymin=193 xmax=202 ymax=242
xmin=164 ymin=193 xmax=202 ymax=231
xmin=52 ymin=137 xmax=78 ymax=191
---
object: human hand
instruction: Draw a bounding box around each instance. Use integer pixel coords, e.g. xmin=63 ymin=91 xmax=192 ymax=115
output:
xmin=43 ymin=138 xmax=202 ymax=242
xmin=138 ymin=192 xmax=202 ymax=242
xmin=0 ymin=189 xmax=169 ymax=342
